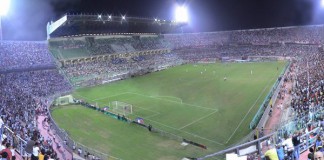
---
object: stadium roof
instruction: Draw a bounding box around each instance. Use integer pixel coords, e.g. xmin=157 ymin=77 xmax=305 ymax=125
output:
xmin=47 ymin=14 xmax=187 ymax=38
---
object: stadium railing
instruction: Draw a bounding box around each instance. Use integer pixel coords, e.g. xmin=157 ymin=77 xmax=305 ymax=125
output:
xmin=1 ymin=125 xmax=27 ymax=157
xmin=255 ymin=61 xmax=292 ymax=129
xmin=249 ymin=61 xmax=291 ymax=129
xmin=47 ymin=94 xmax=120 ymax=160
xmin=198 ymin=103 xmax=324 ymax=160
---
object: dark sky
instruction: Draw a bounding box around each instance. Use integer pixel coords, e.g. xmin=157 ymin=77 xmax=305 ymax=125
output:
xmin=2 ymin=0 xmax=324 ymax=40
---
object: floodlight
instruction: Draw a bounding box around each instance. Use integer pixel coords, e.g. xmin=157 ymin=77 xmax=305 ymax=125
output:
xmin=122 ymin=16 xmax=126 ymax=20
xmin=108 ymin=15 xmax=112 ymax=19
xmin=0 ymin=0 xmax=11 ymax=16
xmin=175 ymin=5 xmax=189 ymax=23
xmin=154 ymin=18 xmax=157 ymax=22
xmin=321 ymin=0 xmax=324 ymax=8
xmin=98 ymin=14 xmax=102 ymax=19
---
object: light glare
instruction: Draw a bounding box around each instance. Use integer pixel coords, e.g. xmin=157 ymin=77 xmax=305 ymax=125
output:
xmin=321 ymin=0 xmax=324 ymax=7
xmin=0 ymin=0 xmax=11 ymax=16
xmin=175 ymin=6 xmax=188 ymax=22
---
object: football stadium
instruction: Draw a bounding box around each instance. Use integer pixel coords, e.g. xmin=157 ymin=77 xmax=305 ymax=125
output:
xmin=1 ymin=0 xmax=324 ymax=160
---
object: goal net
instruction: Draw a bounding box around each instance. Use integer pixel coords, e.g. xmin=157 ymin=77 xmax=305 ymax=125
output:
xmin=110 ymin=101 xmax=133 ymax=116
xmin=54 ymin=95 xmax=74 ymax=106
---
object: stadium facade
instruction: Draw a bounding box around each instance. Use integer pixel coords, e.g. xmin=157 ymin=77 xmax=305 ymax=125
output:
xmin=47 ymin=14 xmax=187 ymax=38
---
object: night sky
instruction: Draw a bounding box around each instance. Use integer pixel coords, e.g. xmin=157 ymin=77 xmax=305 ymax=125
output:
xmin=2 ymin=0 xmax=324 ymax=40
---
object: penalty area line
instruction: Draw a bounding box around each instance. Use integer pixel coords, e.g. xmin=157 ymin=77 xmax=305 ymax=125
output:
xmin=151 ymin=95 xmax=183 ymax=104
xmin=178 ymin=110 xmax=218 ymax=130
xmin=129 ymin=92 xmax=217 ymax=111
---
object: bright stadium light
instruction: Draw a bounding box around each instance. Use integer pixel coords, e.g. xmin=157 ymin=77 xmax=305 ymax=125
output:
xmin=122 ymin=16 xmax=126 ymax=20
xmin=108 ymin=15 xmax=112 ymax=19
xmin=175 ymin=5 xmax=189 ymax=23
xmin=0 ymin=0 xmax=10 ymax=16
xmin=0 ymin=0 xmax=11 ymax=41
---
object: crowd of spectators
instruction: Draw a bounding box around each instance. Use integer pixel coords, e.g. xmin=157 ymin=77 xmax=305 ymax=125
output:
xmin=2 ymin=24 xmax=324 ymax=160
xmin=290 ymin=48 xmax=324 ymax=119
xmin=62 ymin=52 xmax=180 ymax=86
xmin=49 ymin=36 xmax=171 ymax=60
xmin=55 ymin=28 xmax=324 ymax=89
xmin=0 ymin=69 xmax=72 ymax=160
xmin=228 ymin=26 xmax=324 ymax=45
xmin=0 ymin=41 xmax=55 ymax=72
xmin=259 ymin=44 xmax=324 ymax=160
xmin=87 ymin=37 xmax=170 ymax=55
xmin=261 ymin=105 xmax=324 ymax=160
xmin=165 ymin=25 xmax=324 ymax=50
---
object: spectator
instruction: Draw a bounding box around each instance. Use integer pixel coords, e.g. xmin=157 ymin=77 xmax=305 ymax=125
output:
xmin=315 ymin=151 xmax=324 ymax=160
xmin=38 ymin=149 xmax=45 ymax=160
xmin=31 ymin=142 xmax=40 ymax=160
xmin=0 ymin=143 xmax=12 ymax=160
xmin=315 ymin=136 xmax=323 ymax=152
xmin=308 ymin=147 xmax=315 ymax=160
xmin=282 ymin=136 xmax=294 ymax=159
xmin=292 ymin=131 xmax=301 ymax=160
xmin=264 ymin=145 xmax=279 ymax=160
xmin=10 ymin=145 xmax=15 ymax=160
xmin=276 ymin=144 xmax=284 ymax=160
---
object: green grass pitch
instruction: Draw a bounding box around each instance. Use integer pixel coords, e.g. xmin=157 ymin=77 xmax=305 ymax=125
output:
xmin=52 ymin=61 xmax=287 ymax=160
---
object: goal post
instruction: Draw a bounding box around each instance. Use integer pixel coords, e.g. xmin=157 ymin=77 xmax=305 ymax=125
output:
xmin=110 ymin=101 xmax=133 ymax=116
xmin=54 ymin=95 xmax=74 ymax=106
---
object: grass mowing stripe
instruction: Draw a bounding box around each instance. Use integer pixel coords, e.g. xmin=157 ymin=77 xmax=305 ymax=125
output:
xmin=54 ymin=62 xmax=287 ymax=159
xmin=224 ymin=76 xmax=275 ymax=144
xmin=151 ymin=95 xmax=183 ymax=103
xmin=178 ymin=110 xmax=218 ymax=130
xmin=92 ymin=92 xmax=130 ymax=101
xmin=129 ymin=92 xmax=217 ymax=111
xmin=141 ymin=115 xmax=225 ymax=145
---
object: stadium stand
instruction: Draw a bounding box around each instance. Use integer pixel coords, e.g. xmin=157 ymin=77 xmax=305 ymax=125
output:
xmin=0 ymin=41 xmax=56 ymax=72
xmin=2 ymin=18 xmax=324 ymax=159
xmin=0 ymin=41 xmax=73 ymax=159
xmin=49 ymin=24 xmax=324 ymax=159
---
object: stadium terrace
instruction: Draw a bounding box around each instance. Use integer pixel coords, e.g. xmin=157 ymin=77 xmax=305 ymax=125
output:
xmin=1 ymin=16 xmax=324 ymax=160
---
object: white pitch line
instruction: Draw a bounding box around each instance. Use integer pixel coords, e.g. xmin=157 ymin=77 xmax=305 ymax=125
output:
xmin=178 ymin=110 xmax=218 ymax=130
xmin=73 ymin=93 xmax=89 ymax=100
xmin=78 ymin=92 xmax=217 ymax=111
xmin=75 ymin=92 xmax=222 ymax=144
xmin=151 ymin=95 xmax=183 ymax=103
xmin=94 ymin=95 xmax=161 ymax=115
xmin=144 ymin=112 xmax=161 ymax=119
xmin=129 ymin=92 xmax=217 ymax=111
xmin=132 ymin=105 xmax=161 ymax=115
xmin=92 ymin=92 xmax=130 ymax=101
xmin=135 ymin=114 xmax=224 ymax=145
xmin=224 ymin=77 xmax=275 ymax=144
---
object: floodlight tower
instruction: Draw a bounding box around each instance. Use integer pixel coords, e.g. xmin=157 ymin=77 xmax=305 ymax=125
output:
xmin=0 ymin=0 xmax=10 ymax=41
xmin=175 ymin=5 xmax=189 ymax=23
xmin=174 ymin=4 xmax=189 ymax=33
